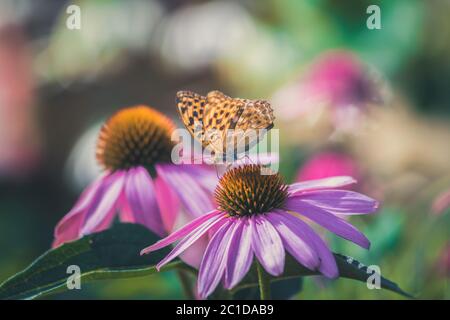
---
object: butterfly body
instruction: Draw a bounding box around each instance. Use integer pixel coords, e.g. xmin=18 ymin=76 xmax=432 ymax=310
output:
xmin=176 ymin=90 xmax=275 ymax=164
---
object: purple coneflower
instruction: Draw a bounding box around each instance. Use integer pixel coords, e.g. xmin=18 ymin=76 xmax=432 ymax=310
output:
xmin=53 ymin=106 xmax=216 ymax=257
xmin=142 ymin=164 xmax=379 ymax=298
xmin=297 ymin=151 xmax=361 ymax=184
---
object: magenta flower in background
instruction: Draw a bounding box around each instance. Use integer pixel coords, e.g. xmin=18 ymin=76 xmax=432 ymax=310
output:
xmin=297 ymin=151 xmax=361 ymax=184
xmin=274 ymin=51 xmax=384 ymax=131
xmin=142 ymin=165 xmax=378 ymax=298
xmin=307 ymin=51 xmax=379 ymax=109
xmin=53 ymin=106 xmax=217 ymax=268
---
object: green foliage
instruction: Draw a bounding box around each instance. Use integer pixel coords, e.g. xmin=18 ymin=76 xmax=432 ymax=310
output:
xmin=0 ymin=223 xmax=189 ymax=300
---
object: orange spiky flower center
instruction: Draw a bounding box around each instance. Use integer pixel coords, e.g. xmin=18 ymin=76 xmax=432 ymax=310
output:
xmin=96 ymin=106 xmax=176 ymax=171
xmin=214 ymin=164 xmax=288 ymax=217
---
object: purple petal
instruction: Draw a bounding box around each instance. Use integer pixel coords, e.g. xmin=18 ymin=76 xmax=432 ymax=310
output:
xmin=269 ymin=210 xmax=338 ymax=278
xmin=81 ymin=171 xmax=126 ymax=235
xmin=297 ymin=190 xmax=379 ymax=215
xmin=265 ymin=212 xmax=320 ymax=271
xmin=154 ymin=214 xmax=227 ymax=269
xmin=141 ymin=210 xmax=222 ymax=255
xmin=224 ymin=218 xmax=253 ymax=289
xmin=178 ymin=164 xmax=218 ymax=193
xmin=156 ymin=164 xmax=215 ymax=218
xmin=179 ymin=233 xmax=209 ymax=269
xmin=285 ymin=197 xmax=370 ymax=249
xmin=288 ymin=176 xmax=356 ymax=195
xmin=124 ymin=167 xmax=165 ymax=236
xmin=250 ymin=216 xmax=285 ymax=276
xmin=198 ymin=221 xmax=235 ymax=298
xmin=154 ymin=175 xmax=180 ymax=233
xmin=53 ymin=173 xmax=107 ymax=247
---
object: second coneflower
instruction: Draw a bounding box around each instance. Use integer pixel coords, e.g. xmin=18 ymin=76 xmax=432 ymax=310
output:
xmin=53 ymin=106 xmax=217 ymax=257
xmin=142 ymin=164 xmax=378 ymax=298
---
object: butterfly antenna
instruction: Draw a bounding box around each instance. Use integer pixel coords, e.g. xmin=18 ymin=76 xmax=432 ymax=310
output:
xmin=215 ymin=165 xmax=221 ymax=179
xmin=243 ymin=153 xmax=255 ymax=165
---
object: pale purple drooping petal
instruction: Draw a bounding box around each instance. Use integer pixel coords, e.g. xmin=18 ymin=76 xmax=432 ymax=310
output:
xmin=179 ymin=233 xmax=210 ymax=269
xmin=297 ymin=190 xmax=378 ymax=215
xmin=288 ymin=176 xmax=356 ymax=195
xmin=81 ymin=171 xmax=126 ymax=235
xmin=124 ymin=167 xmax=165 ymax=236
xmin=156 ymin=164 xmax=215 ymax=218
xmin=265 ymin=212 xmax=320 ymax=271
xmin=153 ymin=175 xmax=179 ymax=233
xmin=224 ymin=218 xmax=253 ymax=289
xmin=141 ymin=210 xmax=222 ymax=255
xmin=269 ymin=210 xmax=338 ymax=278
xmin=250 ymin=215 xmax=285 ymax=276
xmin=53 ymin=172 xmax=108 ymax=247
xmin=285 ymin=196 xmax=370 ymax=249
xmin=154 ymin=214 xmax=227 ymax=269
xmin=198 ymin=220 xmax=235 ymax=298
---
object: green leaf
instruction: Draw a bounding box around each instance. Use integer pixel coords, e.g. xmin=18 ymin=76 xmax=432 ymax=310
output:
xmin=0 ymin=223 xmax=192 ymax=300
xmin=234 ymin=253 xmax=413 ymax=298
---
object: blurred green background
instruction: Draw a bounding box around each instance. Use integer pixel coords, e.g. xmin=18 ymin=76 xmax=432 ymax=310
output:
xmin=0 ymin=0 xmax=449 ymax=299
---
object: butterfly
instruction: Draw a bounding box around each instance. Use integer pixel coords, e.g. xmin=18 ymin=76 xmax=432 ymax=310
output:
xmin=176 ymin=90 xmax=275 ymax=164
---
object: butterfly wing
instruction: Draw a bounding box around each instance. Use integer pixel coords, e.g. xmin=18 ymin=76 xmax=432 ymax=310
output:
xmin=176 ymin=91 xmax=207 ymax=141
xmin=176 ymin=90 xmax=275 ymax=163
xmin=232 ymin=99 xmax=275 ymax=156
xmin=203 ymin=91 xmax=245 ymax=158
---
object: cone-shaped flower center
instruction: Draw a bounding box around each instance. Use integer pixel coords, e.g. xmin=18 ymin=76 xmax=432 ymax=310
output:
xmin=215 ymin=165 xmax=288 ymax=217
xmin=96 ymin=106 xmax=176 ymax=171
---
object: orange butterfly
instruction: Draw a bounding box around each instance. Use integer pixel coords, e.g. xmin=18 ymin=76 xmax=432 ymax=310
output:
xmin=176 ymin=90 xmax=274 ymax=163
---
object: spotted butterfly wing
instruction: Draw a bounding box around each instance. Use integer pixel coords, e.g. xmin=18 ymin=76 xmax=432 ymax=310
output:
xmin=176 ymin=90 xmax=244 ymax=159
xmin=176 ymin=91 xmax=206 ymax=141
xmin=176 ymin=90 xmax=274 ymax=162
xmin=232 ymin=98 xmax=274 ymax=156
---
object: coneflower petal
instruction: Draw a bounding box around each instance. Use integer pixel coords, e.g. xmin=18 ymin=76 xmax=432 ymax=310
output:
xmin=154 ymin=176 xmax=179 ymax=233
xmin=270 ymin=210 xmax=338 ymax=278
xmin=198 ymin=221 xmax=235 ymax=298
xmin=156 ymin=164 xmax=215 ymax=218
xmin=285 ymin=197 xmax=370 ymax=249
xmin=265 ymin=212 xmax=320 ymax=271
xmin=53 ymin=173 xmax=107 ymax=247
xmin=224 ymin=219 xmax=253 ymax=289
xmin=141 ymin=210 xmax=223 ymax=255
xmin=81 ymin=171 xmax=126 ymax=235
xmin=124 ymin=167 xmax=165 ymax=236
xmin=288 ymin=176 xmax=356 ymax=195
xmin=152 ymin=214 xmax=227 ymax=270
xmin=250 ymin=216 xmax=285 ymax=276
xmin=295 ymin=190 xmax=379 ymax=215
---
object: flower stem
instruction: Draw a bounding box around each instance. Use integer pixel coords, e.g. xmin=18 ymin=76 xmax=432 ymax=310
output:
xmin=177 ymin=269 xmax=196 ymax=300
xmin=256 ymin=262 xmax=271 ymax=300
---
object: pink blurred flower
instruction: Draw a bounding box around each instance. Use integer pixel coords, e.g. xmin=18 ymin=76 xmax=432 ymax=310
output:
xmin=142 ymin=165 xmax=378 ymax=298
xmin=308 ymin=51 xmax=378 ymax=109
xmin=432 ymin=188 xmax=450 ymax=215
xmin=297 ymin=151 xmax=361 ymax=184
xmin=274 ymin=51 xmax=383 ymax=132
xmin=0 ymin=24 xmax=41 ymax=177
xmin=53 ymin=106 xmax=216 ymax=267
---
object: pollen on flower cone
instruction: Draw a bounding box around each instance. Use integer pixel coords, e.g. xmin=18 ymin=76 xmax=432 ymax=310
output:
xmin=214 ymin=164 xmax=288 ymax=216
xmin=96 ymin=106 xmax=176 ymax=171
